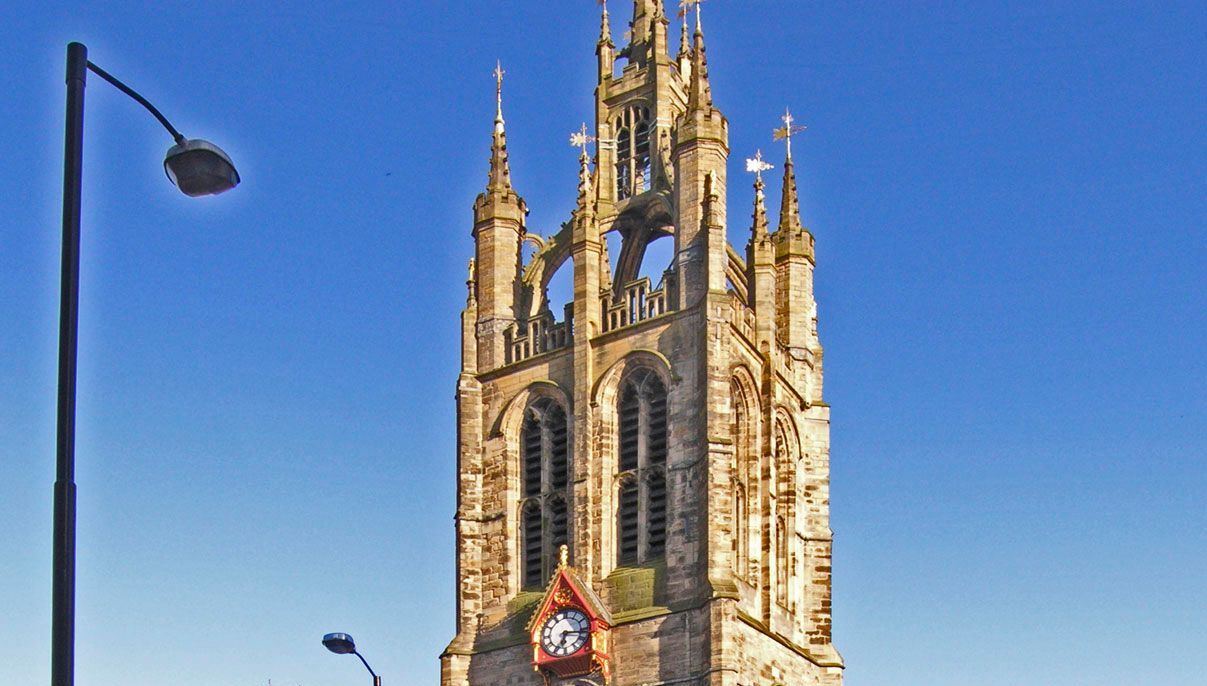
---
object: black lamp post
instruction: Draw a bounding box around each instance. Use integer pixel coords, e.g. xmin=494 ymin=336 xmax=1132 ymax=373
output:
xmin=323 ymin=632 xmax=382 ymax=686
xmin=52 ymin=41 xmax=239 ymax=686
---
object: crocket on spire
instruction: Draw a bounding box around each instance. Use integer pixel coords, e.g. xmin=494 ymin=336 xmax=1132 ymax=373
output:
xmin=746 ymin=149 xmax=773 ymax=241
xmin=485 ymin=60 xmax=514 ymax=196
xmin=599 ymin=0 xmax=614 ymax=47
xmin=684 ymin=0 xmax=712 ymax=111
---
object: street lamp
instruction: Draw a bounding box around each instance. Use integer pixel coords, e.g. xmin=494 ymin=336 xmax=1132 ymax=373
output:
xmin=322 ymin=632 xmax=382 ymax=686
xmin=52 ymin=41 xmax=239 ymax=686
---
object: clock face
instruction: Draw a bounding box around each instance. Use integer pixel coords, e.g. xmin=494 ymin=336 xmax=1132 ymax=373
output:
xmin=539 ymin=607 xmax=590 ymax=657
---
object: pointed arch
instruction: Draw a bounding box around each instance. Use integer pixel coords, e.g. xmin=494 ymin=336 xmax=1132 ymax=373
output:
xmin=497 ymin=382 xmax=574 ymax=590
xmin=610 ymin=193 xmax=674 ymax=293
xmin=730 ymin=366 xmax=760 ymax=581
xmin=596 ymin=352 xmax=673 ymax=568
xmin=593 ymin=350 xmax=672 ymax=573
xmin=772 ymin=409 xmax=800 ymax=608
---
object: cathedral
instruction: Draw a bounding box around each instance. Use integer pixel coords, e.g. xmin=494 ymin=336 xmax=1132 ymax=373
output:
xmin=443 ymin=2 xmax=842 ymax=684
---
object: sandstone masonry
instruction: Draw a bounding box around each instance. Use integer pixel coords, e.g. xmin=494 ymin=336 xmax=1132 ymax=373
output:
xmin=442 ymin=3 xmax=843 ymax=685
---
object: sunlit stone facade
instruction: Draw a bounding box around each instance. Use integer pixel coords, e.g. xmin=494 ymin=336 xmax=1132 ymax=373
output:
xmin=443 ymin=3 xmax=842 ymax=684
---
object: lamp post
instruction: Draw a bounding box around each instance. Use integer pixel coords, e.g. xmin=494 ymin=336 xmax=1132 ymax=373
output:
xmin=52 ymin=41 xmax=239 ymax=686
xmin=322 ymin=632 xmax=382 ymax=686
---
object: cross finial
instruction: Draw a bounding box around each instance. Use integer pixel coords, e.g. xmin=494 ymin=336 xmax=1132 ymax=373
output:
xmin=493 ymin=60 xmax=505 ymax=120
xmin=773 ymin=107 xmax=808 ymax=160
xmin=569 ymin=122 xmax=596 ymax=157
xmin=558 ymin=544 xmax=570 ymax=568
xmin=745 ymin=149 xmax=774 ymax=181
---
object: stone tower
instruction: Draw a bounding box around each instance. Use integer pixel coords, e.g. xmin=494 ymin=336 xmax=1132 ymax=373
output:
xmin=443 ymin=2 xmax=842 ymax=684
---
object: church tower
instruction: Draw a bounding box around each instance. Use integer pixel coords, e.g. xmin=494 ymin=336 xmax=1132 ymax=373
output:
xmin=444 ymin=2 xmax=842 ymax=684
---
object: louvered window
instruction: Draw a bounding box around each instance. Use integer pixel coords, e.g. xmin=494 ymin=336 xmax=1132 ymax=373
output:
xmin=615 ymin=367 xmax=669 ymax=565
xmin=519 ymin=398 xmax=571 ymax=589
xmin=549 ymin=496 xmax=569 ymax=567
xmin=617 ymin=480 xmax=640 ymax=565
xmin=522 ymin=502 xmax=543 ymax=588
xmin=618 ymin=386 xmax=640 ymax=471
xmin=646 ymin=471 xmax=667 ymax=558
xmin=523 ymin=413 xmax=543 ymax=498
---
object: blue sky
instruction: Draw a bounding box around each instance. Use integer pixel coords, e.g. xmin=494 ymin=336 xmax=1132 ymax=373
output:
xmin=1 ymin=2 xmax=1203 ymax=685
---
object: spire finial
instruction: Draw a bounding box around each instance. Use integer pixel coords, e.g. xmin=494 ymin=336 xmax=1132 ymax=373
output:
xmin=747 ymin=150 xmax=773 ymax=238
xmin=598 ymin=0 xmax=613 ymax=44
xmin=677 ymin=0 xmax=703 ymax=32
xmin=483 ymin=61 xmax=514 ymax=196
xmin=745 ymin=148 xmax=773 ymax=183
xmin=773 ymin=107 xmax=807 ymax=161
xmin=774 ymin=111 xmax=806 ymax=233
xmin=684 ymin=0 xmax=711 ymax=110
xmin=569 ymin=122 xmax=596 ymax=158
xmin=675 ymin=0 xmax=692 ymax=80
xmin=570 ymin=123 xmax=595 ymax=207
xmin=466 ymin=258 xmax=477 ymax=304
xmin=493 ymin=60 xmax=505 ymax=126
xmin=558 ymin=544 xmax=570 ymax=569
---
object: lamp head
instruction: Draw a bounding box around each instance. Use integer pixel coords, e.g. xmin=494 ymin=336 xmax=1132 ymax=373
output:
xmin=164 ymin=138 xmax=240 ymax=196
xmin=322 ymin=632 xmax=357 ymax=655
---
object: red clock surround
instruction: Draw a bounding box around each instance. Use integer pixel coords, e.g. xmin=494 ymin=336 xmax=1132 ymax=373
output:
xmin=527 ymin=548 xmax=613 ymax=682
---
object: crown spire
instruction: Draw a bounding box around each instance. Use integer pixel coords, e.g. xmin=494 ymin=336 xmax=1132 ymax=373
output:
xmin=774 ymin=109 xmax=806 ymax=232
xmin=485 ymin=61 xmax=513 ymax=195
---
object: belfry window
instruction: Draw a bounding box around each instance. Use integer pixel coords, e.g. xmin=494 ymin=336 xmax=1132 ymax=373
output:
xmin=615 ymin=368 xmax=668 ymax=565
xmin=520 ymin=398 xmax=570 ymax=588
xmin=615 ymin=106 xmax=652 ymax=200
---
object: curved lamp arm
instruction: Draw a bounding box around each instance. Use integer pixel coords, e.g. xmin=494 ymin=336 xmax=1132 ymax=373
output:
xmin=84 ymin=60 xmax=185 ymax=143
xmin=354 ymin=651 xmax=382 ymax=686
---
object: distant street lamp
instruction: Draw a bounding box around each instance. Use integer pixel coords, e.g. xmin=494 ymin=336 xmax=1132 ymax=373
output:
xmin=52 ymin=41 xmax=239 ymax=686
xmin=323 ymin=632 xmax=382 ymax=686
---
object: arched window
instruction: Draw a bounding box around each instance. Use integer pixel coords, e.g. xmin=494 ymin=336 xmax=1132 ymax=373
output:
xmin=731 ymin=378 xmax=751 ymax=579
xmin=773 ymin=416 xmax=797 ymax=607
xmin=615 ymin=120 xmax=631 ymax=199
xmin=520 ymin=397 xmax=571 ymax=588
xmin=615 ymin=368 xmax=668 ymax=565
xmin=776 ymin=515 xmax=788 ymax=603
xmin=634 ymin=119 xmax=651 ymax=193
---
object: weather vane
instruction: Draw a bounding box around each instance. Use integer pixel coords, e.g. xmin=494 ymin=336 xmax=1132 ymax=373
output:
xmin=678 ymin=0 xmax=704 ymax=19
xmin=745 ymin=149 xmax=774 ymax=181
xmin=773 ymin=107 xmax=807 ymax=159
xmin=569 ymin=122 xmax=595 ymax=157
